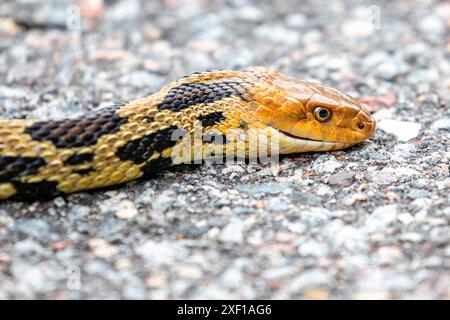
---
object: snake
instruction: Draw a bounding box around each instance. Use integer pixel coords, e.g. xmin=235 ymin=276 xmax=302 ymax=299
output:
xmin=0 ymin=67 xmax=375 ymax=201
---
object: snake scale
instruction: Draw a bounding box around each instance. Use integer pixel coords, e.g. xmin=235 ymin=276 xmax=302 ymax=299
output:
xmin=0 ymin=67 xmax=375 ymax=201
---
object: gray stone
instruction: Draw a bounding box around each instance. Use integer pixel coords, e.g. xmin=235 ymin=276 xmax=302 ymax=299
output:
xmin=136 ymin=241 xmax=188 ymax=265
xmin=375 ymin=58 xmax=409 ymax=80
xmin=328 ymin=172 xmax=355 ymax=187
xmin=316 ymin=185 xmax=333 ymax=196
xmin=236 ymin=182 xmax=288 ymax=197
xmin=369 ymin=169 xmax=399 ymax=185
xmin=289 ymin=269 xmax=331 ymax=291
xmin=297 ymin=240 xmax=328 ymax=257
xmin=219 ymin=218 xmax=245 ymax=243
xmin=122 ymin=285 xmax=146 ymax=300
xmin=366 ymin=205 xmax=399 ymax=232
xmin=14 ymin=219 xmax=49 ymax=238
xmin=313 ymin=159 xmax=342 ymax=174
xmin=418 ymin=15 xmax=446 ymax=35
xmin=266 ymin=197 xmax=292 ymax=211
xmin=151 ymin=191 xmax=175 ymax=213
xmin=290 ymin=192 xmax=320 ymax=204
xmin=285 ymin=13 xmax=306 ymax=27
xmin=407 ymin=189 xmax=429 ymax=199
xmin=432 ymin=118 xmax=450 ymax=130
xmin=378 ymin=120 xmax=422 ymax=141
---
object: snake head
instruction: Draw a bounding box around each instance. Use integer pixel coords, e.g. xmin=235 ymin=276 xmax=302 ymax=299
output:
xmin=251 ymin=68 xmax=376 ymax=153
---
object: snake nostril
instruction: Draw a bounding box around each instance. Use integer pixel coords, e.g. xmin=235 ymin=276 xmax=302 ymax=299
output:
xmin=357 ymin=122 xmax=365 ymax=130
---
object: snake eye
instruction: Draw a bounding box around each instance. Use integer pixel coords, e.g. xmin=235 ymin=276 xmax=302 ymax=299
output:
xmin=313 ymin=107 xmax=332 ymax=122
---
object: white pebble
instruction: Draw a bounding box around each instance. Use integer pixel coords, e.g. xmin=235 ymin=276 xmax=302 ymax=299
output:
xmin=219 ymin=218 xmax=244 ymax=243
xmin=115 ymin=200 xmax=138 ymax=220
xmin=378 ymin=119 xmax=421 ymax=141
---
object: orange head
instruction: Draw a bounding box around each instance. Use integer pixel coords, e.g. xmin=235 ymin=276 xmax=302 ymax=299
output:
xmin=250 ymin=68 xmax=376 ymax=153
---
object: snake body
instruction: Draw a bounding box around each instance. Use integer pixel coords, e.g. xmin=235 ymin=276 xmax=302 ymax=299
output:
xmin=0 ymin=67 xmax=375 ymax=201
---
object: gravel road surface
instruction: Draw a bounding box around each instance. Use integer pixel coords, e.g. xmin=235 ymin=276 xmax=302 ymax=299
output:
xmin=0 ymin=0 xmax=449 ymax=299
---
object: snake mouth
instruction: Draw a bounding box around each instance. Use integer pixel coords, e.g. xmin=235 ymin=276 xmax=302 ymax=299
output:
xmin=276 ymin=129 xmax=349 ymax=153
xmin=278 ymin=129 xmax=326 ymax=142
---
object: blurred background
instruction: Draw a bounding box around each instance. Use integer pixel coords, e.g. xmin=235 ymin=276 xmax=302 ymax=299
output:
xmin=0 ymin=0 xmax=449 ymax=299
xmin=1 ymin=0 xmax=448 ymax=118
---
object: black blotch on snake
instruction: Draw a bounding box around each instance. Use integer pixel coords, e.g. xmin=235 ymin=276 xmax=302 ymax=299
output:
xmin=73 ymin=168 xmax=94 ymax=175
xmin=10 ymin=180 xmax=61 ymax=201
xmin=141 ymin=156 xmax=173 ymax=176
xmin=116 ymin=126 xmax=179 ymax=164
xmin=0 ymin=156 xmax=46 ymax=182
xmin=24 ymin=106 xmax=128 ymax=148
xmin=198 ymin=111 xmax=226 ymax=127
xmin=64 ymin=153 xmax=94 ymax=166
xmin=156 ymin=82 xmax=245 ymax=112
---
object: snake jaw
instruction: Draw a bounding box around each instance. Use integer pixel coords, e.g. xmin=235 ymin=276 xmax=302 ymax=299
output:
xmin=275 ymin=128 xmax=349 ymax=153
